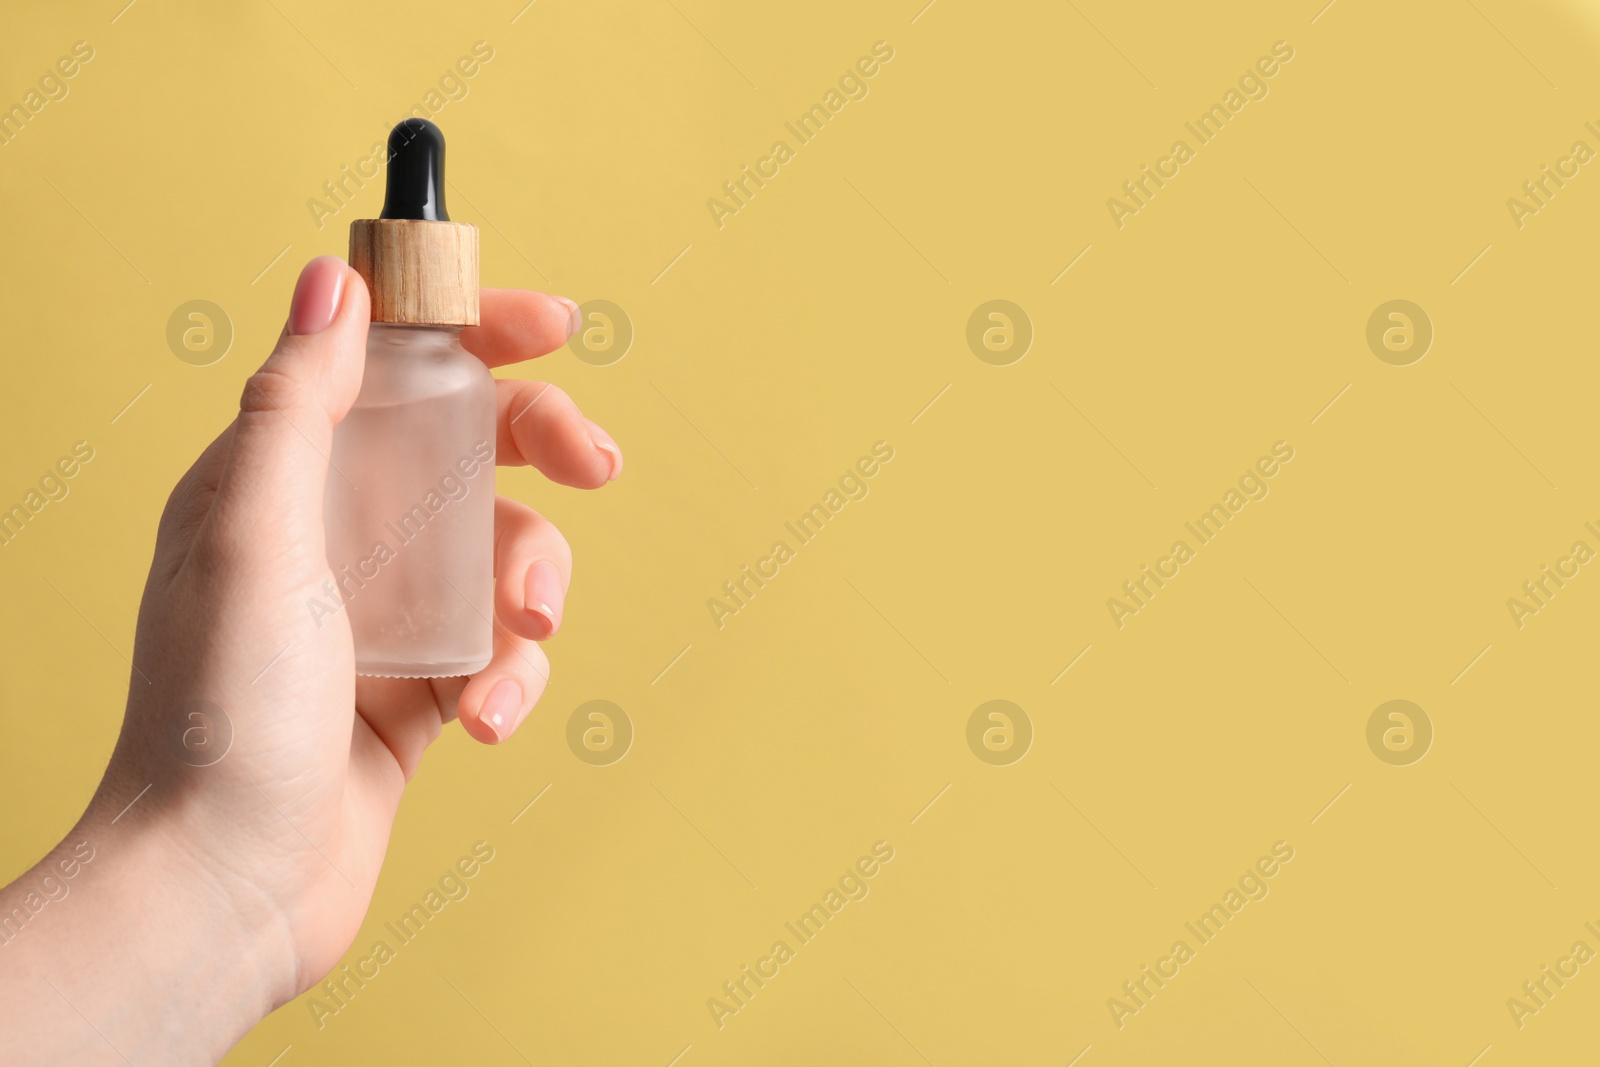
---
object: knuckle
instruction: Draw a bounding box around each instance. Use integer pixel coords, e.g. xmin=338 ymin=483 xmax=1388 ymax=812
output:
xmin=524 ymin=515 xmax=572 ymax=573
xmin=238 ymin=366 xmax=303 ymax=417
xmin=518 ymin=381 xmax=569 ymax=416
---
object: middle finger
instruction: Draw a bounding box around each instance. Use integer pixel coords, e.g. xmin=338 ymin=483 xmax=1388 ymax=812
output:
xmin=496 ymin=379 xmax=621 ymax=488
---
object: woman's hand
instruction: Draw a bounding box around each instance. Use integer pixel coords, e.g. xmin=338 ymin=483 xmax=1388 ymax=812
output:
xmin=0 ymin=256 xmax=620 ymax=1065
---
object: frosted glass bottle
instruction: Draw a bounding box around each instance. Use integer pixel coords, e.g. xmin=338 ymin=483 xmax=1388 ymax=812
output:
xmin=324 ymin=323 xmax=497 ymax=677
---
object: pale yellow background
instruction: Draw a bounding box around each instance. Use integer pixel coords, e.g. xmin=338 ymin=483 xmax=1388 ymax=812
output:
xmin=3 ymin=0 xmax=1599 ymax=1063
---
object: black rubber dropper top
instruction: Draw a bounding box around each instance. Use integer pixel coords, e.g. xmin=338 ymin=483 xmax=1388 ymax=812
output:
xmin=379 ymin=118 xmax=449 ymax=221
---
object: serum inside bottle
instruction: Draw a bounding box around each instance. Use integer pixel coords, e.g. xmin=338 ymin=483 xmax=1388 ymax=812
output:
xmin=326 ymin=119 xmax=497 ymax=678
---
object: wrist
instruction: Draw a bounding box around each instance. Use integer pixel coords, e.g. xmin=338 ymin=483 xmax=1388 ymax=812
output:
xmin=0 ymin=786 xmax=297 ymax=1065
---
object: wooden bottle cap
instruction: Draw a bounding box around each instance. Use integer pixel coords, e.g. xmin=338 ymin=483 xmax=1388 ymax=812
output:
xmin=349 ymin=219 xmax=480 ymax=327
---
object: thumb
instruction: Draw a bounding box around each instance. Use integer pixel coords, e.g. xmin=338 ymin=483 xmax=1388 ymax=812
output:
xmin=210 ymin=256 xmax=370 ymax=548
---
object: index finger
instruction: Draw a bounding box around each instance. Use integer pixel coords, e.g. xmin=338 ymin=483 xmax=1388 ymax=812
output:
xmin=459 ymin=289 xmax=580 ymax=368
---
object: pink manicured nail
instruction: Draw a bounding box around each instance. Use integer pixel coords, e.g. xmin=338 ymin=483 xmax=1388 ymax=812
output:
xmin=554 ymin=296 xmax=581 ymax=339
xmin=524 ymin=559 xmax=564 ymax=638
xmin=289 ymin=256 xmax=347 ymax=336
xmin=584 ymin=417 xmax=623 ymax=481
xmin=480 ymin=679 xmax=523 ymax=743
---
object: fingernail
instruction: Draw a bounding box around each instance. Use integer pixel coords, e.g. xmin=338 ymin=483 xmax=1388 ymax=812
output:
xmin=524 ymin=559 xmax=564 ymax=638
xmin=289 ymin=256 xmax=347 ymax=336
xmin=584 ymin=417 xmax=623 ymax=481
xmin=554 ymin=296 xmax=582 ymax=339
xmin=480 ymin=679 xmax=523 ymax=744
